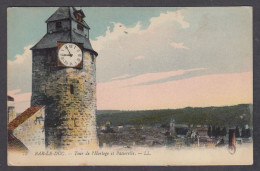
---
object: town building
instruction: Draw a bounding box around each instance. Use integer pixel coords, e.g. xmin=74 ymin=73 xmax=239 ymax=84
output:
xmin=8 ymin=106 xmax=45 ymax=151
xmin=8 ymin=132 xmax=28 ymax=154
xmin=191 ymin=125 xmax=208 ymax=137
xmin=169 ymin=118 xmax=176 ymax=135
xmin=175 ymin=124 xmax=189 ymax=138
xmin=8 ymin=95 xmax=15 ymax=123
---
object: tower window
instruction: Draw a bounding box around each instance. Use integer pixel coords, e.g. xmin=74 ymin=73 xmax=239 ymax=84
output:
xmin=56 ymin=22 xmax=62 ymax=28
xmin=76 ymin=14 xmax=83 ymax=22
xmin=70 ymin=85 xmax=74 ymax=94
xmin=77 ymin=24 xmax=84 ymax=31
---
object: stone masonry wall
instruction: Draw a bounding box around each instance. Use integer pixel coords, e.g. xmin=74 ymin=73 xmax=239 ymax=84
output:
xmin=8 ymin=106 xmax=15 ymax=123
xmin=31 ymin=48 xmax=98 ymax=150
xmin=31 ymin=49 xmax=55 ymax=106
xmin=13 ymin=107 xmax=45 ymax=151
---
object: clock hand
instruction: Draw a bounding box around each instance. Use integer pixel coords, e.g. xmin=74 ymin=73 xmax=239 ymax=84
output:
xmin=65 ymin=46 xmax=73 ymax=57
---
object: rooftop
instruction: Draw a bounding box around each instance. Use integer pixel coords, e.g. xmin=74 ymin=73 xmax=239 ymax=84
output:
xmin=8 ymin=132 xmax=28 ymax=153
xmin=8 ymin=105 xmax=44 ymax=131
xmin=45 ymin=7 xmax=90 ymax=29
xmin=31 ymin=7 xmax=97 ymax=55
xmin=7 ymin=95 xmax=14 ymax=101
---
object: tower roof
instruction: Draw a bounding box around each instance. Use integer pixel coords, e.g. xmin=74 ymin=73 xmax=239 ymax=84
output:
xmin=31 ymin=7 xmax=97 ymax=55
xmin=46 ymin=7 xmax=90 ymax=29
xmin=31 ymin=30 xmax=97 ymax=55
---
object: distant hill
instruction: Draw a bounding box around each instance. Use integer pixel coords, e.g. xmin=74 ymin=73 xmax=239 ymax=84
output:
xmin=96 ymin=104 xmax=253 ymax=127
xmin=97 ymin=110 xmax=122 ymax=115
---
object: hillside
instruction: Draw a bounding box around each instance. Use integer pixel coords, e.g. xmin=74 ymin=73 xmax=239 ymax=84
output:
xmin=96 ymin=104 xmax=253 ymax=127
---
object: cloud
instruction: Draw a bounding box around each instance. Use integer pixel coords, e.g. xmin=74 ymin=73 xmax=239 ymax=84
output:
xmin=93 ymin=22 xmax=142 ymax=52
xmin=8 ymin=45 xmax=33 ymax=93
xmin=8 ymin=45 xmax=33 ymax=113
xmin=7 ymin=89 xmax=31 ymax=102
xmin=92 ymin=8 xmax=253 ymax=110
xmin=170 ymin=42 xmax=189 ymax=50
xmin=8 ymin=89 xmax=21 ymax=96
xmin=92 ymin=10 xmax=195 ymax=83
xmin=8 ymin=45 xmax=32 ymax=65
xmin=8 ymin=8 xmax=252 ymax=111
xmin=109 ymin=68 xmax=206 ymax=88
xmin=10 ymin=92 xmax=31 ymax=103
xmin=97 ymin=72 xmax=252 ymax=110
xmin=111 ymin=74 xmax=132 ymax=80
xmin=148 ymin=10 xmax=190 ymax=29
xmin=92 ymin=8 xmax=252 ymax=84
xmin=134 ymin=55 xmax=145 ymax=60
xmin=7 ymin=89 xmax=31 ymax=113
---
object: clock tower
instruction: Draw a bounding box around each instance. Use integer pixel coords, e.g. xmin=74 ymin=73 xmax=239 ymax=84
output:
xmin=31 ymin=7 xmax=98 ymax=150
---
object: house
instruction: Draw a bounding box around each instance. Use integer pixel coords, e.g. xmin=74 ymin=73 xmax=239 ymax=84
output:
xmin=106 ymin=121 xmax=112 ymax=126
xmin=7 ymin=95 xmax=16 ymax=123
xmin=169 ymin=118 xmax=176 ymax=135
xmin=175 ymin=124 xmax=189 ymax=137
xmin=8 ymin=132 xmax=28 ymax=154
xmin=100 ymin=124 xmax=106 ymax=131
xmin=191 ymin=125 xmax=208 ymax=137
xmin=8 ymin=105 xmax=45 ymax=151
xmin=117 ymin=125 xmax=123 ymax=129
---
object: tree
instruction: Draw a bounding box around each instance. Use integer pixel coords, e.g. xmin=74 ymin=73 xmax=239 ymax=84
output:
xmin=212 ymin=126 xmax=216 ymax=137
xmin=221 ymin=127 xmax=227 ymax=137
xmin=235 ymin=126 xmax=240 ymax=137
xmin=245 ymin=129 xmax=251 ymax=138
xmin=208 ymin=126 xmax=212 ymax=137
xmin=216 ymin=127 xmax=221 ymax=137
xmin=241 ymin=126 xmax=246 ymax=138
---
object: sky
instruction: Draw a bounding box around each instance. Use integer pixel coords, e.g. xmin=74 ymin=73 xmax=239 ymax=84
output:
xmin=7 ymin=7 xmax=253 ymax=112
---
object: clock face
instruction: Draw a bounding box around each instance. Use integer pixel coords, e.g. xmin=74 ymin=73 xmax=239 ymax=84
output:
xmin=58 ymin=43 xmax=82 ymax=67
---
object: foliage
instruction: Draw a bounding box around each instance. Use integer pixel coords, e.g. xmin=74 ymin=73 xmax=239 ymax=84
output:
xmin=235 ymin=126 xmax=240 ymax=137
xmin=207 ymin=126 xmax=212 ymax=137
xmin=96 ymin=104 xmax=252 ymax=127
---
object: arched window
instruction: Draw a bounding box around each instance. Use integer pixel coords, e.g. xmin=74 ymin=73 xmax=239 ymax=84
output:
xmin=70 ymin=85 xmax=74 ymax=94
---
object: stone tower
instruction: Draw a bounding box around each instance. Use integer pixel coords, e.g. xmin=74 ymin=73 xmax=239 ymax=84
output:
xmin=169 ymin=118 xmax=176 ymax=135
xmin=30 ymin=7 xmax=98 ymax=150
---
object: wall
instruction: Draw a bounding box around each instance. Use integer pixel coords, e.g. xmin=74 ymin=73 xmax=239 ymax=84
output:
xmin=13 ymin=107 xmax=45 ymax=151
xmin=8 ymin=106 xmax=16 ymax=123
xmin=71 ymin=20 xmax=89 ymax=38
xmin=31 ymin=48 xmax=98 ymax=150
xmin=47 ymin=20 xmax=71 ymax=33
xmin=31 ymin=49 xmax=56 ymax=106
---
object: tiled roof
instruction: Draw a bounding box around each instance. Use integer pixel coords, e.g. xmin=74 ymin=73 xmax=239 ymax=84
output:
xmin=71 ymin=30 xmax=97 ymax=55
xmin=31 ymin=7 xmax=97 ymax=55
xmin=46 ymin=7 xmax=70 ymax=23
xmin=31 ymin=30 xmax=97 ymax=55
xmin=8 ymin=132 xmax=28 ymax=153
xmin=45 ymin=7 xmax=90 ymax=29
xmin=8 ymin=105 xmax=44 ymax=131
xmin=7 ymin=95 xmax=14 ymax=101
xmin=31 ymin=31 xmax=71 ymax=50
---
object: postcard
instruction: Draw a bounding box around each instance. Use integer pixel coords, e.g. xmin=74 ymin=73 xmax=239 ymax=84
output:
xmin=7 ymin=7 xmax=253 ymax=166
